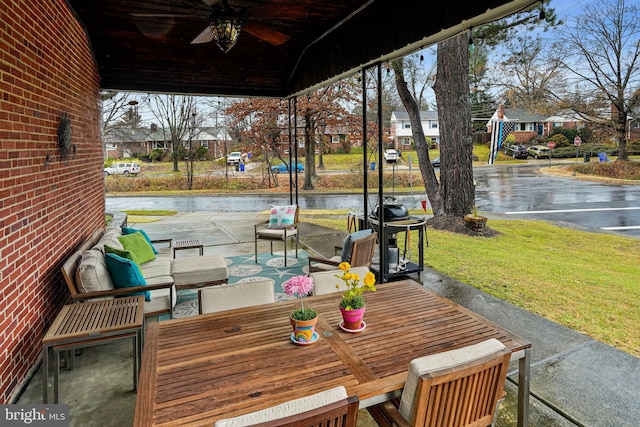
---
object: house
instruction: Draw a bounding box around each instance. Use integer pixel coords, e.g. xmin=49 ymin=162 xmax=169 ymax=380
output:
xmin=486 ymin=105 xmax=588 ymax=143
xmin=103 ymin=128 xmax=149 ymax=158
xmin=104 ymin=125 xmax=232 ymax=160
xmin=390 ymin=111 xmax=440 ymax=150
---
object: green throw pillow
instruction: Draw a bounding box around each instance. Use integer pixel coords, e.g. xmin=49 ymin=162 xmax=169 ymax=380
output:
xmin=104 ymin=245 xmax=141 ymax=267
xmin=117 ymin=232 xmax=156 ymax=264
xmin=104 ymin=253 xmax=150 ymax=301
xmin=121 ymin=227 xmax=158 ymax=254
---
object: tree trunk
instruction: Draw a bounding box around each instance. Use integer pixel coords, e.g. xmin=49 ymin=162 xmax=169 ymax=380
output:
xmin=433 ymin=33 xmax=475 ymax=217
xmin=303 ymin=114 xmax=315 ymax=190
xmin=615 ymin=104 xmax=629 ymax=161
xmin=172 ymin=140 xmax=179 ymax=172
xmin=392 ymin=60 xmax=444 ymax=216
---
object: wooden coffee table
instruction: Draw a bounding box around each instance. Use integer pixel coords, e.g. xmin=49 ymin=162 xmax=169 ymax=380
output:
xmin=42 ymin=296 xmax=144 ymax=403
xmin=171 ymin=238 xmax=204 ymax=258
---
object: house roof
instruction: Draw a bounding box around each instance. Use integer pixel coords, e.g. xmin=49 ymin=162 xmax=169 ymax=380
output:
xmin=66 ymin=0 xmax=538 ymax=98
xmin=103 ymin=128 xmax=150 ymax=143
xmin=503 ymin=108 xmax=547 ymax=123
xmin=391 ymin=111 xmax=439 ymax=121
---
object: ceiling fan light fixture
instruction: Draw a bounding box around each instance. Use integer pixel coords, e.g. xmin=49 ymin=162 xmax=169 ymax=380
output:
xmin=209 ymin=11 xmax=246 ymax=53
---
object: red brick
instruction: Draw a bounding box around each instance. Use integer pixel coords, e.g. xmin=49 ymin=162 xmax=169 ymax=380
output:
xmin=0 ymin=0 xmax=102 ymax=403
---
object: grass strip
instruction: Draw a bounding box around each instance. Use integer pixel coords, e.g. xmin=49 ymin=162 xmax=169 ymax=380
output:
xmin=305 ymin=215 xmax=640 ymax=357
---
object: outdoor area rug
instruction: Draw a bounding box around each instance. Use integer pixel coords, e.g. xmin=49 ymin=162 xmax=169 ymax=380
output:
xmin=171 ymin=250 xmax=310 ymax=318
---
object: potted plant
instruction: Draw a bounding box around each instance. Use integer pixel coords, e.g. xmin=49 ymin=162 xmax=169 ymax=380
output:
xmin=336 ymin=262 xmax=376 ymax=332
xmin=464 ymin=206 xmax=487 ymax=232
xmin=283 ymin=275 xmax=318 ymax=344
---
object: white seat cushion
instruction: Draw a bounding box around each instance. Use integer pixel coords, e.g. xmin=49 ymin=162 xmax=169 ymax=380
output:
xmin=145 ymin=285 xmax=176 ymax=313
xmin=310 ymin=267 xmax=371 ymax=296
xmin=172 ymin=254 xmax=228 ymax=286
xmin=256 ymin=228 xmax=298 ymax=239
xmin=309 ymin=255 xmax=342 ymax=272
xmin=398 ymin=338 xmax=507 ymax=420
xmin=214 ymin=386 xmax=348 ymax=427
xmin=199 ymin=279 xmax=275 ymax=314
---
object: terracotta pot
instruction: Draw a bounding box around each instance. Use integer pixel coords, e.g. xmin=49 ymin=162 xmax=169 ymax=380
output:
xmin=340 ymin=306 xmax=366 ymax=331
xmin=289 ymin=316 xmax=318 ymax=343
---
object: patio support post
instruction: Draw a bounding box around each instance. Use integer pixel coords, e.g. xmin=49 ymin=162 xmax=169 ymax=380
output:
xmin=361 ymin=67 xmax=368 ymax=224
xmin=293 ymin=96 xmax=299 ymax=206
xmin=288 ymin=98 xmax=294 ymax=205
xmin=377 ymin=63 xmax=386 ymax=280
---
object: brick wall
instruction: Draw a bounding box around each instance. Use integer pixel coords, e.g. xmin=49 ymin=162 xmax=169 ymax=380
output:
xmin=0 ymin=0 xmax=103 ymax=402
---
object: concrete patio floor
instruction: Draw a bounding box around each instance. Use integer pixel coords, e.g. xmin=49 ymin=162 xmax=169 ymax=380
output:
xmin=15 ymin=211 xmax=640 ymax=426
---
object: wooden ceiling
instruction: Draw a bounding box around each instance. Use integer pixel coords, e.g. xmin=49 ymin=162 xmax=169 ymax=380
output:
xmin=66 ymin=0 xmax=539 ymax=98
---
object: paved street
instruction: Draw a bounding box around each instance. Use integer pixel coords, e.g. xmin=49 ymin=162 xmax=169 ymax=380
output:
xmin=106 ymin=163 xmax=640 ymax=239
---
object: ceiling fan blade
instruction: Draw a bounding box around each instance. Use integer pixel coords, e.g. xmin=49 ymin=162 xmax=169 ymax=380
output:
xmin=191 ymin=26 xmax=214 ymax=44
xmin=131 ymin=13 xmax=193 ymax=18
xmin=249 ymin=3 xmax=308 ymax=20
xmin=243 ymin=22 xmax=289 ymax=46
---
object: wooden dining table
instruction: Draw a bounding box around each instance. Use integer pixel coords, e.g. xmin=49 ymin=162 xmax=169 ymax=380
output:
xmin=134 ymin=279 xmax=531 ymax=427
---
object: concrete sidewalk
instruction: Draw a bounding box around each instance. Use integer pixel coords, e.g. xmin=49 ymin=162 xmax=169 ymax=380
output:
xmin=17 ymin=211 xmax=640 ymax=426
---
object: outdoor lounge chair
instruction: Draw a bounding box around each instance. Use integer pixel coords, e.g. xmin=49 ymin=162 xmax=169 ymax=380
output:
xmin=214 ymin=386 xmax=359 ymax=427
xmin=308 ymin=230 xmax=378 ymax=273
xmin=254 ymin=204 xmax=299 ymax=267
xmin=366 ymin=338 xmax=511 ymax=427
xmin=198 ymin=279 xmax=275 ymax=314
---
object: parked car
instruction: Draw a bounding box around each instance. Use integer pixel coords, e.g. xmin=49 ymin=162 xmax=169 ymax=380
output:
xmin=383 ymin=149 xmax=399 ymax=163
xmin=104 ymin=162 xmax=140 ymax=177
xmin=271 ymin=161 xmax=304 ymax=173
xmin=226 ymin=152 xmax=243 ymax=165
xmin=431 ymin=157 xmax=441 ymax=167
xmin=528 ymin=146 xmax=551 ymax=159
xmin=504 ymin=144 xmax=528 ymax=159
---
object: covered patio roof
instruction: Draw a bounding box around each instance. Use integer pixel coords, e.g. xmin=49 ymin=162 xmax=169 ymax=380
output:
xmin=66 ymin=0 xmax=540 ymax=98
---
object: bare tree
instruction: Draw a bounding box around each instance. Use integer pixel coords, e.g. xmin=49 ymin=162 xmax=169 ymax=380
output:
xmin=147 ymin=94 xmax=197 ymax=172
xmin=100 ymin=91 xmax=132 ymax=157
xmin=492 ymin=35 xmax=563 ymax=111
xmin=559 ymin=0 xmax=640 ymax=159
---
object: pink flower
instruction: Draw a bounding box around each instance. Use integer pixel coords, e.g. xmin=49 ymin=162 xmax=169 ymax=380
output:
xmin=283 ymin=275 xmax=314 ymax=297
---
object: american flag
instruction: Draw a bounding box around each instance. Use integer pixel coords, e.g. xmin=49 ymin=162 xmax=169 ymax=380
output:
xmin=488 ymin=120 xmax=516 ymax=164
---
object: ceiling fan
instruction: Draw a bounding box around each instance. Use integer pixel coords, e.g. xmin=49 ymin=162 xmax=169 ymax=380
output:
xmin=131 ymin=0 xmax=308 ymax=53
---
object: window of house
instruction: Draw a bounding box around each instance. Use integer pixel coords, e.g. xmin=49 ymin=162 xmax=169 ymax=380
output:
xmin=201 ymin=141 xmax=209 ymax=148
xmin=401 ymin=137 xmax=412 ymax=146
xmin=633 ymin=120 xmax=640 ymax=129
xmin=153 ymin=141 xmax=167 ymax=149
xmin=430 ymin=121 xmax=438 ymax=128
xmin=403 ymin=122 xmax=411 ymax=129
xmin=331 ymin=135 xmax=340 ymax=144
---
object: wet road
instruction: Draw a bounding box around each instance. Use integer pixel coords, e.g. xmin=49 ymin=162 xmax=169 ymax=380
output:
xmin=106 ymin=164 xmax=640 ymax=238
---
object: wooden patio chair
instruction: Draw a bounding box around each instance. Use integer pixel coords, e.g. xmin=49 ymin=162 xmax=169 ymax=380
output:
xmin=254 ymin=204 xmax=299 ymax=267
xmin=198 ymin=279 xmax=275 ymax=314
xmin=367 ymin=338 xmax=511 ymax=427
xmin=308 ymin=230 xmax=378 ymax=273
xmin=214 ymin=386 xmax=359 ymax=427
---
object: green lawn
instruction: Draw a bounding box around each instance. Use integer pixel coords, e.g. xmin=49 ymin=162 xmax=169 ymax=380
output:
xmin=302 ymin=212 xmax=640 ymax=357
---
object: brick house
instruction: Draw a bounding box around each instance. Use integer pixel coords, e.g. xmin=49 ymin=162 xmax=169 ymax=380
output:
xmin=486 ymin=105 xmax=587 ymax=143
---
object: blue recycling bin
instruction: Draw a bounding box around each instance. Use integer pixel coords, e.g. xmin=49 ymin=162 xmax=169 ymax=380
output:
xmin=598 ymin=152 xmax=608 ymax=162
xmin=239 ymin=163 xmax=245 ymax=172
xmin=370 ymin=162 xmax=376 ymax=171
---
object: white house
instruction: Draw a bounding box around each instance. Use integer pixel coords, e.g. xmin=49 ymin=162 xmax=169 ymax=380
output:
xmin=389 ymin=111 xmax=440 ymax=150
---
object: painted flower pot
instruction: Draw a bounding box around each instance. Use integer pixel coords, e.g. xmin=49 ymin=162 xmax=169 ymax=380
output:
xmin=340 ymin=306 xmax=366 ymax=331
xmin=289 ymin=316 xmax=318 ymax=343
